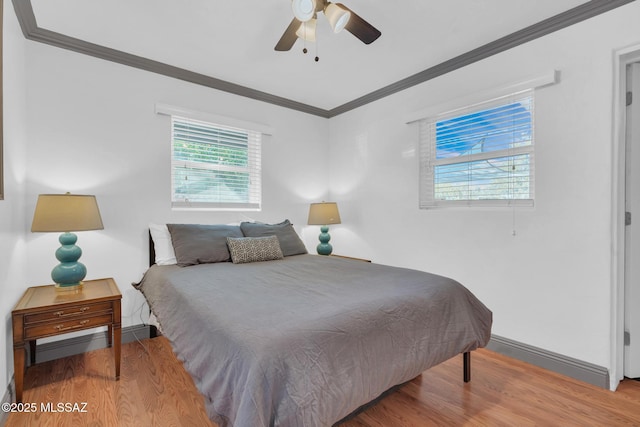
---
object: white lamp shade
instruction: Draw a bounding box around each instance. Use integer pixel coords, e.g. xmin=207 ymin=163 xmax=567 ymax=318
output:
xmin=308 ymin=202 xmax=341 ymax=225
xmin=295 ymin=19 xmax=317 ymax=42
xmin=292 ymin=0 xmax=317 ymax=22
xmin=324 ymin=3 xmax=351 ymax=33
xmin=31 ymin=193 xmax=104 ymax=232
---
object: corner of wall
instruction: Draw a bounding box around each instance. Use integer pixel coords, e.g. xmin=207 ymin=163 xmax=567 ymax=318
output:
xmin=1 ymin=0 xmax=30 ymax=403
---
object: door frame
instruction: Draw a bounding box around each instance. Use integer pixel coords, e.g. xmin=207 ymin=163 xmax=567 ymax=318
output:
xmin=611 ymin=43 xmax=640 ymax=391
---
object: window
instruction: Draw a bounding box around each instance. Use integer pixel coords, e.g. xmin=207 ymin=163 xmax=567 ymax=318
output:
xmin=171 ymin=116 xmax=262 ymax=210
xmin=419 ymin=90 xmax=534 ymax=208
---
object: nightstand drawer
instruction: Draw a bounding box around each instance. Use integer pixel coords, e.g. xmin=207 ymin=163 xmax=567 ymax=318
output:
xmin=24 ymin=313 xmax=113 ymax=339
xmin=24 ymin=301 xmax=113 ymax=324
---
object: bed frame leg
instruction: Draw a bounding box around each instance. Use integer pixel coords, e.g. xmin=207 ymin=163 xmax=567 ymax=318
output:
xmin=463 ymin=352 xmax=471 ymax=382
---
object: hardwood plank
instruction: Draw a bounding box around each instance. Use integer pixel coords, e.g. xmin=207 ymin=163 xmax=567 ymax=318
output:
xmin=343 ymin=350 xmax=640 ymax=426
xmin=6 ymin=337 xmax=640 ymax=426
xmin=6 ymin=337 xmax=214 ymax=427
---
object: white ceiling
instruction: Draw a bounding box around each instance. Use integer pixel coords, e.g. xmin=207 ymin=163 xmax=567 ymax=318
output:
xmin=30 ymin=0 xmax=589 ymax=111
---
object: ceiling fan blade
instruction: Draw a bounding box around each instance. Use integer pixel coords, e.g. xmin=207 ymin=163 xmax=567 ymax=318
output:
xmin=275 ymin=18 xmax=302 ymax=51
xmin=337 ymin=3 xmax=381 ymax=45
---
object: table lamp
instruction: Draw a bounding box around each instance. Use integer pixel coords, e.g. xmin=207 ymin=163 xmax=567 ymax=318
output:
xmin=307 ymin=202 xmax=341 ymax=255
xmin=31 ymin=193 xmax=104 ymax=291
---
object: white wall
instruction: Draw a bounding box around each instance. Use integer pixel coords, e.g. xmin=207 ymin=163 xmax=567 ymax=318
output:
xmin=21 ymin=36 xmax=329 ymax=331
xmin=328 ymin=2 xmax=640 ymax=370
xmin=0 ymin=1 xmax=28 ymax=397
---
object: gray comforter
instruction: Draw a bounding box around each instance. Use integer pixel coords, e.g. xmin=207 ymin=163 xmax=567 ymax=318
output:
xmin=135 ymin=254 xmax=492 ymax=427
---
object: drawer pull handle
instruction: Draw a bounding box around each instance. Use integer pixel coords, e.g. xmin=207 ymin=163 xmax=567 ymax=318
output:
xmin=54 ymin=307 xmax=90 ymax=318
xmin=54 ymin=320 xmax=90 ymax=332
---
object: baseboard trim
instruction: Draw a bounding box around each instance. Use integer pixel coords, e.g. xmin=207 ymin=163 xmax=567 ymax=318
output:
xmin=0 ymin=377 xmax=12 ymax=427
xmin=0 ymin=323 xmax=151 ymax=426
xmin=487 ymin=334 xmax=610 ymax=389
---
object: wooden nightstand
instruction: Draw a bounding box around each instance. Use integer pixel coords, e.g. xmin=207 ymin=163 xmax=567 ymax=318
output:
xmin=11 ymin=278 xmax=122 ymax=403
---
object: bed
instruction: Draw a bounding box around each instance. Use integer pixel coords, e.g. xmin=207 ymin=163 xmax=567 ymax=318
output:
xmin=135 ymin=221 xmax=492 ymax=426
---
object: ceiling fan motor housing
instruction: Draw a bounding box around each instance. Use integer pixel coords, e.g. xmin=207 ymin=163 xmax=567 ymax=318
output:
xmin=292 ymin=0 xmax=317 ymax=22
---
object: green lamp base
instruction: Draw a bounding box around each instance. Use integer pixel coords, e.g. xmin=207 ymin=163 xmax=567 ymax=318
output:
xmin=316 ymin=225 xmax=333 ymax=256
xmin=51 ymin=232 xmax=87 ymax=290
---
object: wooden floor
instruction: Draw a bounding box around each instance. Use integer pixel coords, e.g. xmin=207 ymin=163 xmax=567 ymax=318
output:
xmin=6 ymin=336 xmax=640 ymax=426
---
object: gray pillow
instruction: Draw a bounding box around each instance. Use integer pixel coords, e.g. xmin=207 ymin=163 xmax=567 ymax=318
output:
xmin=167 ymin=224 xmax=243 ymax=266
xmin=240 ymin=220 xmax=308 ymax=257
xmin=227 ymin=236 xmax=284 ymax=264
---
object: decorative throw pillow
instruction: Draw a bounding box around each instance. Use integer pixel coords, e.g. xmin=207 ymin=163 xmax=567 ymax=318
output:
xmin=227 ymin=236 xmax=284 ymax=264
xmin=167 ymin=224 xmax=243 ymax=266
xmin=240 ymin=219 xmax=308 ymax=256
xmin=149 ymin=223 xmax=177 ymax=265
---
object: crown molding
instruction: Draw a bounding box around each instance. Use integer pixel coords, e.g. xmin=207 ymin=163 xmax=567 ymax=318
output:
xmin=329 ymin=0 xmax=636 ymax=117
xmin=10 ymin=0 xmax=330 ymax=118
xmin=12 ymin=0 xmax=636 ymax=118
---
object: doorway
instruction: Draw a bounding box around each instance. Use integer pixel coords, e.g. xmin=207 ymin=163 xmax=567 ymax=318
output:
xmin=624 ymin=61 xmax=640 ymax=379
xmin=613 ymin=45 xmax=640 ymax=390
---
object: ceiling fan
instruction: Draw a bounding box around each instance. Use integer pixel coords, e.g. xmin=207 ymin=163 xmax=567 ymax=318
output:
xmin=275 ymin=0 xmax=381 ymax=53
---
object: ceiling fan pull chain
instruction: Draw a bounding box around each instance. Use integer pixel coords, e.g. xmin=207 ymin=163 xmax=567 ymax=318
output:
xmin=303 ymin=24 xmax=308 ymax=54
xmin=315 ymin=37 xmax=319 ymax=62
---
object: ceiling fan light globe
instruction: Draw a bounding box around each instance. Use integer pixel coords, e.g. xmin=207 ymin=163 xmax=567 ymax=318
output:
xmin=292 ymin=0 xmax=317 ymax=22
xmin=295 ymin=19 xmax=317 ymax=42
xmin=333 ymin=12 xmax=350 ymax=33
xmin=325 ymin=3 xmax=351 ymax=33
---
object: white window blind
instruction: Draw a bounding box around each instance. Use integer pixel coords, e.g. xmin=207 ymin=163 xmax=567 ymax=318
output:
xmin=171 ymin=116 xmax=262 ymax=210
xmin=419 ymin=90 xmax=535 ymax=208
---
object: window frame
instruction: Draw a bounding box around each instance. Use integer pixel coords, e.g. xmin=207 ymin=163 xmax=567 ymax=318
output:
xmin=419 ymin=90 xmax=535 ymax=209
xmin=169 ymin=115 xmax=262 ymax=211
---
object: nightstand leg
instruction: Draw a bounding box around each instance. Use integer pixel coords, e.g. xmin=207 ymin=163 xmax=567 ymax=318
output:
xmin=14 ymin=343 xmax=25 ymax=403
xmin=114 ymin=324 xmax=121 ymax=380
xmin=107 ymin=325 xmax=113 ymax=347
xmin=29 ymin=340 xmax=36 ymax=365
